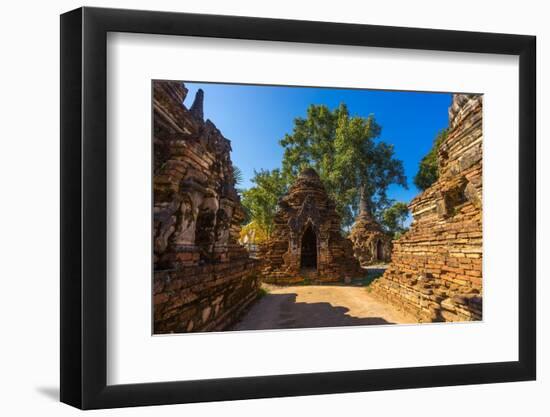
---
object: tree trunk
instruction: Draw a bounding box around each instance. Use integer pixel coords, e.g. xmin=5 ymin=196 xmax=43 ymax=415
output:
xmin=359 ymin=186 xmax=372 ymax=216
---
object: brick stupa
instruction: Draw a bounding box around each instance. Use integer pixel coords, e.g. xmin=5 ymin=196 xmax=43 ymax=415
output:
xmin=260 ymin=168 xmax=363 ymax=284
xmin=349 ymin=201 xmax=393 ymax=267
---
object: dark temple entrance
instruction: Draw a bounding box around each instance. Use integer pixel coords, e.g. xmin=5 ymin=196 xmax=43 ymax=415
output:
xmin=300 ymin=224 xmax=317 ymax=270
xmin=376 ymin=239 xmax=384 ymax=261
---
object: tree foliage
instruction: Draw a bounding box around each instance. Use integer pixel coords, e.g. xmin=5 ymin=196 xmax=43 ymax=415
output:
xmin=240 ymin=169 xmax=288 ymax=237
xmin=232 ymin=165 xmax=244 ymax=186
xmin=381 ymin=202 xmax=409 ymax=238
xmin=413 ymin=129 xmax=448 ymax=191
xmin=280 ymin=104 xmax=407 ymax=227
xmin=239 ymin=220 xmax=269 ymax=245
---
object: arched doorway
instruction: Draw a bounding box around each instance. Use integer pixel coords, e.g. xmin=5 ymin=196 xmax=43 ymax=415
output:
xmin=376 ymin=239 xmax=384 ymax=261
xmin=300 ymin=224 xmax=317 ymax=270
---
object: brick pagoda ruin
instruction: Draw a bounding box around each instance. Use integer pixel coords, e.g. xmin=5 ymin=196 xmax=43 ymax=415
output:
xmin=372 ymin=94 xmax=483 ymax=322
xmin=349 ymin=200 xmax=392 ymax=266
xmin=260 ymin=168 xmax=363 ymax=284
xmin=153 ymin=80 xmax=259 ymax=333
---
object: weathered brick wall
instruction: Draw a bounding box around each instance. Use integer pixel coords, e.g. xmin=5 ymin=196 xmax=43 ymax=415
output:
xmin=371 ymin=94 xmax=482 ymax=322
xmin=153 ymin=80 xmax=260 ymax=333
xmin=154 ymin=259 xmax=259 ymax=333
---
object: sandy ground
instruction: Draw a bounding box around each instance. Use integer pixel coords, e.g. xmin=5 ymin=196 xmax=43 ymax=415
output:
xmin=232 ymin=283 xmax=417 ymax=331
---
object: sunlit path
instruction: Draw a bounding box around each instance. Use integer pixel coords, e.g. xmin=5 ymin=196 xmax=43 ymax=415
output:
xmin=233 ymin=283 xmax=417 ymax=331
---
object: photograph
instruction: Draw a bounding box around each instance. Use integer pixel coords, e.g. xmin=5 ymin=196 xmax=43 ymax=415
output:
xmin=152 ymin=80 xmax=483 ymax=334
xmin=0 ymin=0 xmax=543 ymax=413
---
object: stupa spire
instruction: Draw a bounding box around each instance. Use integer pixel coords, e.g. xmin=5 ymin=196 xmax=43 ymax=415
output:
xmin=190 ymin=88 xmax=204 ymax=121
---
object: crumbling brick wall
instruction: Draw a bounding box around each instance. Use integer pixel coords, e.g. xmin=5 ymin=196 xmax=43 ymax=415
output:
xmin=152 ymin=80 xmax=259 ymax=333
xmin=371 ymin=94 xmax=483 ymax=322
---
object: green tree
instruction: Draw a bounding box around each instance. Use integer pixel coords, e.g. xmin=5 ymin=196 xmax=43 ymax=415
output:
xmin=232 ymin=165 xmax=244 ymax=186
xmin=381 ymin=202 xmax=409 ymax=238
xmin=413 ymin=129 xmax=448 ymax=191
xmin=280 ymin=104 xmax=407 ymax=227
xmin=240 ymin=169 xmax=288 ymax=237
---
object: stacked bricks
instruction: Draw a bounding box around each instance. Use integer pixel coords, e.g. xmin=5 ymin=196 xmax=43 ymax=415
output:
xmin=153 ymin=80 xmax=259 ymax=333
xmin=371 ymin=94 xmax=483 ymax=322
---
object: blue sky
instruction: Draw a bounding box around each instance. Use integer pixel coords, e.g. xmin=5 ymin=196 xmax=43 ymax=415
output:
xmin=183 ymin=82 xmax=451 ymax=205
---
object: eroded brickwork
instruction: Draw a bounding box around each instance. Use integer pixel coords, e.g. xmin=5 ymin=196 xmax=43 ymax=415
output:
xmin=153 ymin=80 xmax=259 ymax=333
xmin=260 ymin=168 xmax=363 ymax=284
xmin=371 ymin=94 xmax=483 ymax=322
xmin=349 ymin=209 xmax=392 ymax=266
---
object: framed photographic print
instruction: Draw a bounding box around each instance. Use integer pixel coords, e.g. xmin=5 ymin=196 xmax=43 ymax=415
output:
xmin=60 ymin=6 xmax=536 ymax=409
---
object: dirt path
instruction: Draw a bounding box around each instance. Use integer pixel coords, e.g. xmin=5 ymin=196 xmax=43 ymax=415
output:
xmin=232 ymin=284 xmax=417 ymax=331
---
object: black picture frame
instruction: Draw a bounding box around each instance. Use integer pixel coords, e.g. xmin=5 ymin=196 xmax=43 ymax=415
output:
xmin=60 ymin=6 xmax=536 ymax=410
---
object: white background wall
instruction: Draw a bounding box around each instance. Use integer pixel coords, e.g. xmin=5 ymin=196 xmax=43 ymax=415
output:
xmin=0 ymin=0 xmax=546 ymax=415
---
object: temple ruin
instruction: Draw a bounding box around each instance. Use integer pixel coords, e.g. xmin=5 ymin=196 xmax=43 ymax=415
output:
xmin=371 ymin=94 xmax=483 ymax=322
xmin=349 ymin=201 xmax=392 ymax=266
xmin=152 ymin=80 xmax=259 ymax=333
xmin=260 ymin=168 xmax=363 ymax=284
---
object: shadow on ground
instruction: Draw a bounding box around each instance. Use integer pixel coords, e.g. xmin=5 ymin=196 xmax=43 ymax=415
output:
xmin=233 ymin=292 xmax=394 ymax=331
xmin=35 ymin=386 xmax=59 ymax=401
